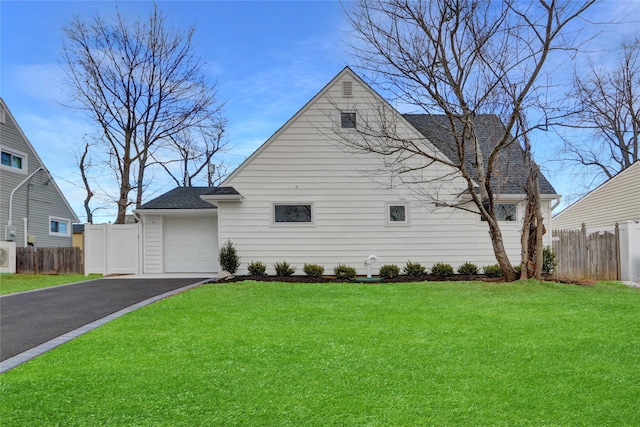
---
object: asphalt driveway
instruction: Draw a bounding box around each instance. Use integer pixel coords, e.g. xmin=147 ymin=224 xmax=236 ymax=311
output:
xmin=0 ymin=277 xmax=209 ymax=371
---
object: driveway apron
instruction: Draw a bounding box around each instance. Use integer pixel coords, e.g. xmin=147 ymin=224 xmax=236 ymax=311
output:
xmin=0 ymin=278 xmax=207 ymax=370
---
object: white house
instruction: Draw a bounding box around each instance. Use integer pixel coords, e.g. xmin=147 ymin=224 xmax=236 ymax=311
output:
xmin=135 ymin=67 xmax=560 ymax=275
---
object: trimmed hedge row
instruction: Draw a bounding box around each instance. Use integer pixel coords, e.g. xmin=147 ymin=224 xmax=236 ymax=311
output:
xmin=220 ymin=240 xmax=557 ymax=279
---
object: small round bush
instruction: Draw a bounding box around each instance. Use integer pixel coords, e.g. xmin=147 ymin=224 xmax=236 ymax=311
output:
xmin=457 ymin=262 xmax=479 ymax=275
xmin=431 ymin=262 xmax=454 ymax=279
xmin=247 ymin=260 xmax=267 ymax=276
xmin=334 ymin=264 xmax=357 ymax=280
xmin=274 ymin=261 xmax=296 ymax=277
xmin=303 ymin=263 xmax=325 ymax=277
xmin=403 ymin=261 xmax=426 ymax=277
xmin=483 ymin=264 xmax=504 ymax=278
xmin=379 ymin=264 xmax=400 ymax=279
xmin=218 ymin=239 xmax=240 ymax=274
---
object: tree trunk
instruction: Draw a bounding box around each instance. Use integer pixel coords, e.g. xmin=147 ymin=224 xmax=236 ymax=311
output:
xmin=116 ymin=137 xmax=133 ymax=224
xmin=487 ymin=218 xmax=518 ymax=281
xmin=116 ymin=161 xmax=131 ymax=224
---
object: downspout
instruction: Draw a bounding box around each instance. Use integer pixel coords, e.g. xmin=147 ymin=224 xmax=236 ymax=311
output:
xmin=6 ymin=167 xmax=44 ymax=240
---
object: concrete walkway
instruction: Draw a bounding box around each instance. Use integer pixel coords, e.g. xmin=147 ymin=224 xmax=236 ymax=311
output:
xmin=0 ymin=276 xmax=213 ymax=373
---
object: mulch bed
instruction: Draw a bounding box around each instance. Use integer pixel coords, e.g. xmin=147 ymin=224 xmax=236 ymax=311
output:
xmin=216 ymin=274 xmax=504 ymax=284
xmin=213 ymin=274 xmax=596 ymax=286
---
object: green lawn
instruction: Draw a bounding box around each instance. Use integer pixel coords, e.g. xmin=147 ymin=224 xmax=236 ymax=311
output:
xmin=0 ymin=274 xmax=102 ymax=295
xmin=1 ymin=280 xmax=639 ymax=426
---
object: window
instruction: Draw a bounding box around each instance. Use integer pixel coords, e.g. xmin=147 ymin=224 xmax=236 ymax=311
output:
xmin=1 ymin=150 xmax=24 ymax=171
xmin=387 ymin=203 xmax=409 ymax=225
xmin=481 ymin=203 xmax=517 ymax=222
xmin=49 ymin=217 xmax=71 ymax=237
xmin=274 ymin=204 xmax=312 ymax=223
xmin=341 ymin=112 xmax=356 ymax=129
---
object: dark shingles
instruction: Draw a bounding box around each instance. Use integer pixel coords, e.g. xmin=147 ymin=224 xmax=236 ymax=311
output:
xmin=138 ymin=187 xmax=240 ymax=210
xmin=403 ymin=114 xmax=557 ymax=195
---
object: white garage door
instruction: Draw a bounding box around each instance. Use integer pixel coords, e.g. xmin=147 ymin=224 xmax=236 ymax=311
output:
xmin=163 ymin=215 xmax=218 ymax=273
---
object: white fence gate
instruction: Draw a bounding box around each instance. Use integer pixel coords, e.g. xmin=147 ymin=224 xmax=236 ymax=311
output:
xmin=84 ymin=223 xmax=141 ymax=275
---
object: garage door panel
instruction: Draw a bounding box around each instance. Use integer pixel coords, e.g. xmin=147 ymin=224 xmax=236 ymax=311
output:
xmin=163 ymin=215 xmax=218 ymax=273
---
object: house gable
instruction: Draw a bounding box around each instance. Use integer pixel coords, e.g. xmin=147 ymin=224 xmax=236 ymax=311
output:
xmin=223 ymin=67 xmax=451 ymax=186
xmin=0 ymin=98 xmax=79 ymax=247
xmin=216 ymin=67 xmax=557 ymax=274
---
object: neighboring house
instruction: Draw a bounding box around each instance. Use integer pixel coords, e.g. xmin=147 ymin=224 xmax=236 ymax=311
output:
xmin=0 ymin=98 xmax=79 ymax=248
xmin=135 ymin=67 xmax=560 ymax=275
xmin=72 ymin=224 xmax=84 ymax=251
xmin=553 ymin=161 xmax=640 ymax=230
xmin=552 ymin=161 xmax=640 ymax=283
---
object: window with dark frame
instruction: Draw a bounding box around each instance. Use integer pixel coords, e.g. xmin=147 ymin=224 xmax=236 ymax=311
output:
xmin=274 ymin=204 xmax=312 ymax=223
xmin=340 ymin=112 xmax=356 ymax=129
xmin=1 ymin=151 xmax=23 ymax=170
xmin=481 ymin=203 xmax=517 ymax=222
xmin=49 ymin=217 xmax=71 ymax=236
xmin=389 ymin=205 xmax=407 ymax=223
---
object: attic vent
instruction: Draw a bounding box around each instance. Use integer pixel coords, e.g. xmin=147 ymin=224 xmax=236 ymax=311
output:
xmin=342 ymin=81 xmax=353 ymax=97
xmin=0 ymin=107 xmax=5 ymax=124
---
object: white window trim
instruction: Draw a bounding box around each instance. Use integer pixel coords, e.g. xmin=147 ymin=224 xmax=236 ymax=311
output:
xmin=386 ymin=202 xmax=410 ymax=226
xmin=49 ymin=216 xmax=72 ymax=237
xmin=477 ymin=202 xmax=520 ymax=226
xmin=272 ymin=203 xmax=315 ymax=227
xmin=1 ymin=148 xmax=27 ymax=175
xmin=339 ymin=111 xmax=357 ymax=129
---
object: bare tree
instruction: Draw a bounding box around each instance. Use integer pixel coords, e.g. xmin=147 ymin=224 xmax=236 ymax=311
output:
xmin=342 ymin=0 xmax=594 ymax=280
xmin=78 ymin=142 xmax=94 ymax=224
xmin=62 ymin=4 xmax=224 ymax=223
xmin=563 ymin=37 xmax=640 ymax=183
xmin=156 ymin=119 xmax=227 ymax=187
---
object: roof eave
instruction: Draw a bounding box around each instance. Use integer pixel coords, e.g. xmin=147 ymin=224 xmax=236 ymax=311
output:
xmin=200 ymin=194 xmax=243 ymax=202
xmin=134 ymin=208 xmax=218 ymax=216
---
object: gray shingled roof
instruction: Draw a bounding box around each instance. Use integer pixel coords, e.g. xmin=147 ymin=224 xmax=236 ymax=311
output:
xmin=138 ymin=187 xmax=240 ymax=210
xmin=403 ymin=114 xmax=557 ymax=195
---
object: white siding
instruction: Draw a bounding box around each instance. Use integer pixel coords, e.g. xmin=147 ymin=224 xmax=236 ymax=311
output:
xmin=142 ymin=215 xmax=163 ymax=273
xmin=141 ymin=212 xmax=219 ymax=273
xmin=554 ymin=162 xmax=640 ymax=229
xmin=219 ymin=69 xmax=554 ymax=275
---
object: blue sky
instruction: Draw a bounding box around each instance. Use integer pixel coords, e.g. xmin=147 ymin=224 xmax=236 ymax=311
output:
xmin=1 ymin=1 xmax=639 ymax=223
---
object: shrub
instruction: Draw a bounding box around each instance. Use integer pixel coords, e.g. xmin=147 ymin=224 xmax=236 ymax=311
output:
xmin=274 ymin=261 xmax=296 ymax=277
xmin=514 ymin=264 xmax=522 ymax=276
xmin=483 ymin=264 xmax=504 ymax=278
xmin=303 ymin=263 xmax=325 ymax=277
xmin=542 ymin=246 xmax=557 ymax=275
xmin=334 ymin=264 xmax=357 ymax=280
xmin=403 ymin=261 xmax=426 ymax=277
xmin=457 ymin=262 xmax=479 ymax=275
xmin=379 ymin=264 xmax=400 ymax=280
xmin=431 ymin=262 xmax=454 ymax=279
xmin=218 ymin=239 xmax=240 ymax=274
xmin=247 ymin=260 xmax=267 ymax=276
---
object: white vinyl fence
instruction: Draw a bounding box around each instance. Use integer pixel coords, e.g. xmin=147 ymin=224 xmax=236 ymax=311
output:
xmin=619 ymin=221 xmax=640 ymax=283
xmin=84 ymin=223 xmax=141 ymax=275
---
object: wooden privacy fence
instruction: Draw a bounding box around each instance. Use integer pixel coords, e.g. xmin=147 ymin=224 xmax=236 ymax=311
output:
xmin=16 ymin=247 xmax=83 ymax=274
xmin=552 ymin=224 xmax=620 ymax=281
